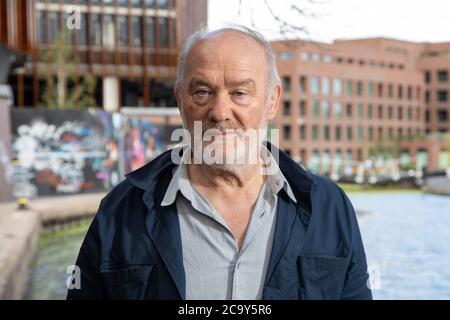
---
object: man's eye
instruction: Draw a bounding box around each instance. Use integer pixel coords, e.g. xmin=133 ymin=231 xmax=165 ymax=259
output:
xmin=233 ymin=91 xmax=246 ymax=97
xmin=194 ymin=90 xmax=210 ymax=97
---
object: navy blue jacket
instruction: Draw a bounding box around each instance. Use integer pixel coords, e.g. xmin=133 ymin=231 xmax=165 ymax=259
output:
xmin=67 ymin=143 xmax=372 ymax=300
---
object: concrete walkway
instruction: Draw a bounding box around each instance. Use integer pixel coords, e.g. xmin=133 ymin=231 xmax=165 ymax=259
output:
xmin=0 ymin=192 xmax=106 ymax=299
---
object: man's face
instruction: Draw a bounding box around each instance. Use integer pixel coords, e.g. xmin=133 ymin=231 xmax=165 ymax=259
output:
xmin=175 ymin=31 xmax=281 ymax=170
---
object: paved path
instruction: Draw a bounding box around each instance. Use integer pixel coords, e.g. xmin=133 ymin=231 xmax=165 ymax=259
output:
xmin=0 ymin=192 xmax=105 ymax=299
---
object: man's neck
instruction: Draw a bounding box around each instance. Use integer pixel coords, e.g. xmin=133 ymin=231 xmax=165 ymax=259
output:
xmin=186 ymin=162 xmax=266 ymax=198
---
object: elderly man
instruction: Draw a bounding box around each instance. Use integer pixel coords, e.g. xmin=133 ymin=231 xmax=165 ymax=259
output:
xmin=67 ymin=25 xmax=372 ymax=300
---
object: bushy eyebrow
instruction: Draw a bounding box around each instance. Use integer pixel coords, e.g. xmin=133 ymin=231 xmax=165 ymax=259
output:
xmin=227 ymin=78 xmax=256 ymax=89
xmin=188 ymin=78 xmax=256 ymax=91
xmin=188 ymin=78 xmax=212 ymax=91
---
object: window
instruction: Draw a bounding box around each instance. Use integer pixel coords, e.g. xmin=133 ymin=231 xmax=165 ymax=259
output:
xmin=333 ymin=79 xmax=342 ymax=96
xmin=407 ymin=85 xmax=413 ymax=100
xmin=157 ymin=0 xmax=168 ymax=8
xmin=309 ymin=150 xmax=320 ymax=172
xmin=282 ymin=76 xmax=291 ymax=93
xmin=378 ymin=104 xmax=383 ymax=119
xmin=388 ymin=84 xmax=393 ymax=98
xmin=398 ymin=106 xmax=403 ymax=120
xmin=300 ymin=52 xmax=309 ymax=61
xmin=74 ymin=13 xmax=88 ymax=45
xmin=408 ymin=107 xmax=413 ymax=120
xmin=312 ymin=100 xmax=320 ymax=118
xmin=398 ymin=85 xmax=403 ymax=99
xmin=346 ymin=103 xmax=352 ymax=118
xmin=425 ymin=71 xmax=431 ymax=83
xmin=321 ymin=77 xmax=330 ymax=96
xmin=38 ymin=10 xmax=46 ymax=44
xmin=345 ymin=80 xmax=352 ymax=96
xmin=334 ymin=102 xmax=342 ymax=118
xmin=310 ymin=77 xmax=319 ymax=95
xmin=378 ymin=83 xmax=383 ymax=97
xmin=437 ymin=70 xmax=448 ymax=82
xmin=388 ymin=105 xmax=393 ymax=119
xmin=299 ymin=76 xmax=307 ymax=94
xmin=335 ymin=126 xmax=341 ymax=141
xmin=312 ymin=53 xmax=321 ymax=62
xmin=437 ymin=90 xmax=448 ymax=102
xmin=334 ymin=149 xmax=342 ymax=170
xmin=344 ymin=149 xmax=352 ymax=167
xmin=90 ymin=14 xmax=101 ymax=45
xmin=131 ymin=0 xmax=142 ymax=6
xmin=368 ymin=127 xmax=373 ymax=141
xmin=312 ymin=125 xmax=319 ymax=141
xmin=347 ymin=127 xmax=353 ymax=141
xmin=425 ymin=90 xmax=431 ymax=103
xmin=324 ymin=126 xmax=330 ymax=141
xmin=146 ymin=17 xmax=155 ymax=47
xmin=357 ymin=103 xmax=363 ymax=118
xmin=158 ymin=17 xmax=168 ymax=48
xmin=300 ymin=125 xmax=306 ymax=140
xmin=131 ymin=16 xmax=142 ymax=47
xmin=283 ymin=125 xmax=291 ymax=140
xmin=357 ymin=81 xmax=363 ymax=96
xmin=323 ymin=55 xmax=333 ymax=63
xmin=299 ymin=101 xmax=306 ymax=117
xmin=102 ymin=14 xmax=115 ymax=47
xmin=437 ymin=109 xmax=448 ymax=122
xmin=118 ymin=16 xmax=129 ymax=46
xmin=357 ymin=126 xmax=363 ymax=141
xmin=368 ymin=104 xmax=373 ymax=119
xmin=367 ymin=82 xmax=373 ymax=97
xmin=279 ymin=52 xmax=293 ymax=60
xmin=322 ymin=150 xmax=331 ymax=174
xmin=322 ymin=101 xmax=330 ymax=119
xmin=48 ymin=11 xmax=58 ymax=44
xmin=283 ymin=101 xmax=291 ymax=116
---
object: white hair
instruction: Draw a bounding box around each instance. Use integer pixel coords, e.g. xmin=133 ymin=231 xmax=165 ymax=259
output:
xmin=175 ymin=24 xmax=281 ymax=93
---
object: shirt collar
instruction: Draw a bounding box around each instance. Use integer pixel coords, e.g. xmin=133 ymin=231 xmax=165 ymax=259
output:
xmin=161 ymin=144 xmax=297 ymax=207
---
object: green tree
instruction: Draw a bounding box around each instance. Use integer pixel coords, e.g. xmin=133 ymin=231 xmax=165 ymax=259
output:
xmin=40 ymin=32 xmax=97 ymax=109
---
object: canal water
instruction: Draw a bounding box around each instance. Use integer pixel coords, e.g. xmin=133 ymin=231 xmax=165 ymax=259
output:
xmin=24 ymin=192 xmax=450 ymax=300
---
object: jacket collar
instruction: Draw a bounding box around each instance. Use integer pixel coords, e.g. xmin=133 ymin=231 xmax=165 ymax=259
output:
xmin=125 ymin=142 xmax=315 ymax=199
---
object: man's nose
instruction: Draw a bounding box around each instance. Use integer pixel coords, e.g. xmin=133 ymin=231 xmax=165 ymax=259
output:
xmin=208 ymin=92 xmax=233 ymax=122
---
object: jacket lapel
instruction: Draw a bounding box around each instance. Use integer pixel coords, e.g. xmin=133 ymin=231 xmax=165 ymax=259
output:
xmin=143 ymin=165 xmax=186 ymax=300
xmin=264 ymin=193 xmax=299 ymax=287
xmin=263 ymin=143 xmax=315 ymax=298
xmin=126 ymin=149 xmax=186 ymax=300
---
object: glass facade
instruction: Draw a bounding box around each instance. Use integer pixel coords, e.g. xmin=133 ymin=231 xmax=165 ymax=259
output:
xmin=36 ymin=1 xmax=174 ymax=49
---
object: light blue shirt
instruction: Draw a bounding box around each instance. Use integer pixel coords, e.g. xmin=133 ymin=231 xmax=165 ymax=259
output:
xmin=161 ymin=145 xmax=297 ymax=300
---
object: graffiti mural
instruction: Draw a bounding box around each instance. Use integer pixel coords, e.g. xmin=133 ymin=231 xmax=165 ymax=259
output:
xmin=10 ymin=109 xmax=178 ymax=197
xmin=11 ymin=109 xmax=117 ymax=197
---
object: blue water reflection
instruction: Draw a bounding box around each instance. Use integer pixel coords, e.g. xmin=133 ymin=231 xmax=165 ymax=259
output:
xmin=349 ymin=192 xmax=450 ymax=300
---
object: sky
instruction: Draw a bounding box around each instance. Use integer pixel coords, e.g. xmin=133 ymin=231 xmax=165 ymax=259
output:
xmin=208 ymin=0 xmax=450 ymax=43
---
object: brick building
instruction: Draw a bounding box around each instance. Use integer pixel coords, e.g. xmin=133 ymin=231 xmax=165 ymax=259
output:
xmin=272 ymin=38 xmax=450 ymax=174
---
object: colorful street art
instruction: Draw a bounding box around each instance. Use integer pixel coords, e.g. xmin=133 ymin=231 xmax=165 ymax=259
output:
xmin=10 ymin=109 xmax=179 ymax=197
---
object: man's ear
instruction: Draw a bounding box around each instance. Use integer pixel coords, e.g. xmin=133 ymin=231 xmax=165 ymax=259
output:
xmin=266 ymin=84 xmax=282 ymax=121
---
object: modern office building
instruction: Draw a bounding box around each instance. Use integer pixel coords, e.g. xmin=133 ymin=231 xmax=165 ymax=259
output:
xmin=0 ymin=0 xmax=207 ymax=110
xmin=272 ymin=38 xmax=449 ymax=174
